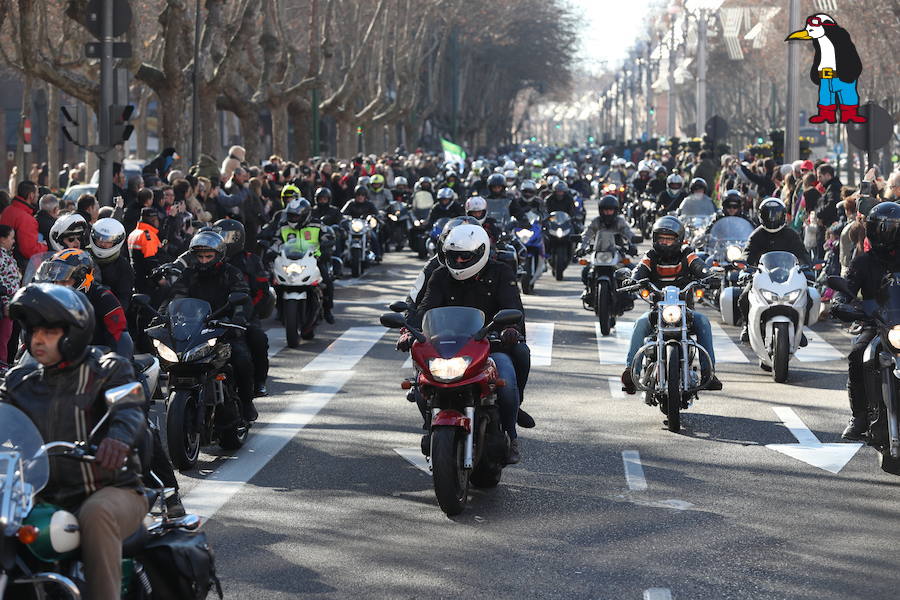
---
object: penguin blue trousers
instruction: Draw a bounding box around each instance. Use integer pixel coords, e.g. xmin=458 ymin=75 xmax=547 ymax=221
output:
xmin=818 ymin=78 xmax=859 ymax=106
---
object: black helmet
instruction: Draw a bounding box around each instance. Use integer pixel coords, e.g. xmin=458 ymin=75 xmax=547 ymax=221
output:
xmin=655 ymin=166 xmax=668 ymax=178
xmin=689 ymin=177 xmax=708 ymax=193
xmin=598 ymin=195 xmax=620 ymax=226
xmin=35 ymin=249 xmax=96 ymax=292
xmin=722 ymin=190 xmax=743 ymax=213
xmin=10 ymin=283 xmax=95 ymax=364
xmin=353 ymin=184 xmax=369 ymax=198
xmin=189 ymin=230 xmax=226 ymax=271
xmin=213 ymin=218 xmax=246 ymax=259
xmin=487 ymin=173 xmax=506 ymax=190
xmin=758 ymin=198 xmax=787 ymax=233
xmin=865 ymin=201 xmax=900 ymax=259
xmin=418 ymin=176 xmax=433 ymax=191
xmin=552 ymin=180 xmax=568 ymax=194
xmin=651 ymin=216 xmax=686 ymax=260
xmin=314 ymin=187 xmax=333 ymax=203
xmin=479 ymin=166 xmax=491 ymax=178
xmin=438 ymin=216 xmax=480 ymax=265
xmin=285 ymin=198 xmax=312 ymax=227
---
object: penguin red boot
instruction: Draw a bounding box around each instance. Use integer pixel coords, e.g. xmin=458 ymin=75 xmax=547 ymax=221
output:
xmin=839 ymin=104 xmax=867 ymax=123
xmin=808 ymin=104 xmax=837 ymax=124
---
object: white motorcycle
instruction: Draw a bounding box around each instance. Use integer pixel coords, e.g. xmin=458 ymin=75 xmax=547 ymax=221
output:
xmin=720 ymin=251 xmax=820 ymax=382
xmin=273 ymin=241 xmax=324 ymax=347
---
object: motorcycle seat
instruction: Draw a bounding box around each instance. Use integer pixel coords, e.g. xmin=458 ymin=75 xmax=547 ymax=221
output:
xmin=122 ymin=524 xmax=149 ymax=558
xmin=134 ymin=354 xmax=157 ymax=373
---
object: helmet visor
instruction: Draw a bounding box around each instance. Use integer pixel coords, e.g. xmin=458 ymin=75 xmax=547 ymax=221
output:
xmin=35 ymin=262 xmax=80 ymax=285
xmin=446 ymin=247 xmax=485 ymax=271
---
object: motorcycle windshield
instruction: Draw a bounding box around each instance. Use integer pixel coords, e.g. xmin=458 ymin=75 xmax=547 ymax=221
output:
xmin=412 ymin=191 xmax=434 ymax=210
xmin=875 ymin=274 xmax=900 ymax=326
xmin=759 ymin=251 xmax=798 ymax=284
xmin=421 ymin=306 xmax=485 ymax=359
xmin=707 ymin=217 xmax=754 ymax=245
xmin=485 ymin=198 xmax=511 ymax=225
xmin=0 ymin=404 xmax=49 ymax=494
xmin=168 ymin=298 xmax=213 ymax=342
xmin=547 ymin=211 xmax=571 ymax=227
xmin=22 ymin=251 xmax=56 ymax=286
xmin=283 ymin=239 xmax=312 ymax=260
xmin=679 ymin=198 xmax=716 ymax=216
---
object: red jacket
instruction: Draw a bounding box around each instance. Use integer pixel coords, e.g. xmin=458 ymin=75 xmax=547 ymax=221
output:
xmin=0 ymin=197 xmax=47 ymax=261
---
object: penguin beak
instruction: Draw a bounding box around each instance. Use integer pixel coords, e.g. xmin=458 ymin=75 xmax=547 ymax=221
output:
xmin=785 ymin=29 xmax=812 ymax=41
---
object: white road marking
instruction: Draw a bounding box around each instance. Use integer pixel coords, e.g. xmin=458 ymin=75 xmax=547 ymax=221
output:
xmin=526 ymin=322 xmax=554 ymax=367
xmin=709 ymin=321 xmax=749 ymax=363
xmin=265 ymin=328 xmax=287 ymax=358
xmin=644 ymin=588 xmax=673 ymax=600
xmin=393 ymin=447 xmax=431 ymax=475
xmin=766 ymin=406 xmax=862 ymax=474
xmin=595 ymin=320 xmax=634 ymax=365
xmin=402 ymin=355 xmax=413 ymax=369
xmin=621 ymin=450 xmax=648 ymax=491
xmin=302 ymin=326 xmax=387 ymax=371
xmin=795 ymin=327 xmax=843 ymax=362
xmin=183 ymin=370 xmax=354 ymax=518
xmin=607 ymin=376 xmax=626 ymax=399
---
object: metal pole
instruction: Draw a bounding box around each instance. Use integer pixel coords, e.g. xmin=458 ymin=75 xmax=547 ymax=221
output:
xmin=785 ymin=0 xmax=801 ymax=163
xmin=696 ymin=10 xmax=708 ymax=141
xmin=97 ymin=0 xmax=114 ymax=204
xmin=667 ymin=25 xmax=676 ymax=138
xmin=191 ymin=0 xmax=201 ymax=165
xmin=630 ymin=69 xmax=638 ymax=143
xmin=646 ymin=46 xmax=654 ymax=140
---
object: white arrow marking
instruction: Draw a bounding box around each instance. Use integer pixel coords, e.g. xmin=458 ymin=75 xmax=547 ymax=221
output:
xmin=394 ymin=447 xmax=431 ymax=475
xmin=644 ymin=588 xmax=673 ymax=600
xmin=766 ymin=406 xmax=862 ymax=474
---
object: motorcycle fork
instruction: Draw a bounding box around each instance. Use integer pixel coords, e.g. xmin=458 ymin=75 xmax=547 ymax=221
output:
xmin=879 ymin=352 xmax=900 ymax=458
xmin=464 ymin=405 xmax=475 ymax=469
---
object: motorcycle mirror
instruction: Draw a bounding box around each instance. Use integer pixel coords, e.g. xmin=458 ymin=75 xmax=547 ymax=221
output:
xmin=389 ymin=300 xmax=409 ymax=313
xmin=831 ymin=303 xmax=866 ymax=323
xmin=104 ymin=382 xmax=144 ymax=409
xmin=632 ymin=235 xmax=644 ymax=244
xmin=227 ymin=292 xmax=250 ymax=306
xmin=826 ymin=275 xmax=851 ymax=296
xmin=380 ymin=312 xmax=406 ymax=329
xmin=492 ymin=309 xmax=523 ymax=327
xmin=132 ymin=293 xmax=151 ymax=306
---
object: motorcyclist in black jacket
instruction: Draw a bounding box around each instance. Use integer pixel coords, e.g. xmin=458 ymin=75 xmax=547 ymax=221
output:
xmin=738 ymin=198 xmax=812 ymax=342
xmin=215 ymin=219 xmax=272 ymax=397
xmin=711 ymin=189 xmax=755 ymax=226
xmin=658 ymin=173 xmax=687 ymax=214
xmin=836 ymin=202 xmax=900 ymax=440
xmin=647 ymin=166 xmax=668 ymax=197
xmin=486 ymin=173 xmax=528 ymax=223
xmin=341 ymin=185 xmax=379 ymax=219
xmin=426 ymin=187 xmax=464 ymax=226
xmin=546 ymin=180 xmax=577 ymax=216
xmin=89 ymin=217 xmax=135 ymax=313
xmin=312 ymin=187 xmax=343 ymax=226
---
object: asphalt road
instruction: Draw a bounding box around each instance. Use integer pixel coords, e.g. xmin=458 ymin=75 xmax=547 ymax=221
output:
xmin=166 ymin=241 xmax=900 ymax=600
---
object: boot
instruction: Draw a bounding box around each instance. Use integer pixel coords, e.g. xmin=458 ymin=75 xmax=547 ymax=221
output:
xmin=841 ymin=416 xmax=867 ymax=441
xmin=839 ymin=104 xmax=867 ymax=124
xmin=505 ymin=438 xmax=521 ymax=465
xmin=621 ymin=367 xmax=637 ymax=395
xmin=516 ymin=409 xmax=535 ymax=428
xmin=254 ymin=383 xmax=267 ymax=397
xmin=324 ymin=308 xmax=335 ymax=324
xmin=808 ymin=104 xmax=837 ymax=124
xmin=242 ymin=399 xmax=258 ymax=423
xmin=704 ymin=374 xmax=723 ymax=391
xmin=165 ymin=492 xmax=186 ymax=518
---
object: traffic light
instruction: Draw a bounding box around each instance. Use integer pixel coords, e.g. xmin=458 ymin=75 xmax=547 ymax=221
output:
xmin=649 ymin=106 xmax=655 ymax=115
xmin=756 ymin=136 xmax=764 ymax=144
xmin=108 ymin=104 xmax=134 ymax=146
xmin=356 ymin=126 xmax=363 ymax=136
xmin=61 ymin=105 xmax=88 ymax=147
xmin=587 ymin=135 xmax=595 ymax=143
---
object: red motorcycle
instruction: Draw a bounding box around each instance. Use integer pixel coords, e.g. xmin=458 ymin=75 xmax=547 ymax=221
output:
xmin=381 ymin=304 xmax=522 ymax=515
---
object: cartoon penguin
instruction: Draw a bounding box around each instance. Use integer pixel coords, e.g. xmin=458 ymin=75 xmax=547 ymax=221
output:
xmin=786 ymin=13 xmax=866 ymax=124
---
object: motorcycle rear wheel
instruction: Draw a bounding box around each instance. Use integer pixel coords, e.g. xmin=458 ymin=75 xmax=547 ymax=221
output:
xmin=431 ymin=428 xmax=469 ymax=515
xmin=166 ymin=390 xmax=201 ymax=471
xmin=666 ymin=346 xmax=682 ymax=433
xmin=773 ymin=322 xmax=790 ymax=383
xmin=284 ymin=298 xmax=302 ymax=348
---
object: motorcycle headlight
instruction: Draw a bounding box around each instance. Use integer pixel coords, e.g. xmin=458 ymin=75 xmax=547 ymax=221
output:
xmin=413 ymin=219 xmax=422 ymax=227
xmin=661 ymin=305 xmax=682 ymax=325
xmin=350 ymin=220 xmax=364 ymax=233
xmin=726 ymin=245 xmax=742 ymax=262
xmin=153 ymin=340 xmax=178 ymax=362
xmin=388 ymin=214 xmax=398 ymax=221
xmin=368 ymin=216 xmax=379 ymax=229
xmin=594 ymin=251 xmax=615 ymax=263
xmin=782 ymin=289 xmax=803 ymax=303
xmin=554 ymin=228 xmax=565 ymax=238
xmin=760 ymin=289 xmax=779 ymax=303
xmin=428 ymin=356 xmax=472 ymax=382
xmin=285 ymin=263 xmax=306 ymax=275
xmin=516 ymin=229 xmax=534 ymax=242
xmin=887 ymin=326 xmax=900 ymax=352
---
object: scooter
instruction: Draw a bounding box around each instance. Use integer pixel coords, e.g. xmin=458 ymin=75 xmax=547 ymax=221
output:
xmin=721 ymin=251 xmax=820 ymax=382
xmin=273 ymin=241 xmax=324 ymax=347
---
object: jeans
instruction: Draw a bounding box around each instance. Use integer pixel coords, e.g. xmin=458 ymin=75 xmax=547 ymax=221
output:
xmin=625 ymin=310 xmax=715 ymax=373
xmin=229 ymin=338 xmax=255 ymax=406
xmin=847 ymin=328 xmax=876 ymax=419
xmin=491 ymin=351 xmax=520 ymax=439
xmin=246 ymin=324 xmax=270 ymax=386
xmin=818 ymin=77 xmax=859 ymax=106
xmin=505 ymin=341 xmax=530 ymax=404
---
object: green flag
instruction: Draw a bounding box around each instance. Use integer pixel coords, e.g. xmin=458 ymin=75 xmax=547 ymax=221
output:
xmin=441 ymin=138 xmax=466 ymax=166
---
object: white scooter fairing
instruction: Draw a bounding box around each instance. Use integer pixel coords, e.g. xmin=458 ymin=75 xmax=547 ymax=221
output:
xmin=273 ymin=248 xmax=323 ymax=300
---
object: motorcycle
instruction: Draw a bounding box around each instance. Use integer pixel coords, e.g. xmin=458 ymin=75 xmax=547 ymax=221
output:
xmin=513 ymin=210 xmax=546 ymax=294
xmin=544 ymin=211 xmax=578 ymax=281
xmin=384 ymin=200 xmax=412 ymax=252
xmin=678 ymin=206 xmax=717 ymax=250
xmin=426 ymin=217 xmax=450 ymax=259
xmin=380 ymin=305 xmax=523 ymax=516
xmin=136 ymin=292 xmax=251 ymax=470
xmin=829 ymin=273 xmax=900 ymax=475
xmin=0 ymin=388 xmax=219 ymax=599
xmin=704 ymin=216 xmax=754 ymax=308
xmin=273 ymin=240 xmax=324 ymax=347
xmin=342 ymin=215 xmax=379 ymax=277
xmin=721 ymin=251 xmax=820 ymax=382
xmin=410 ymin=191 xmax=435 ymax=258
xmin=571 ymin=192 xmax=586 ymax=228
xmin=619 ymin=278 xmax=718 ymax=432
xmin=580 ymin=237 xmax=636 ymax=335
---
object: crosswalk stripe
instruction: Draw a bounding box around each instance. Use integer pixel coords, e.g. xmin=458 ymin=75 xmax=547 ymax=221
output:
xmin=607 ymin=376 xmax=626 ymax=399
xmin=795 ymin=327 xmax=844 ymax=362
xmin=709 ymin=321 xmax=750 ymax=363
xmin=526 ymin=322 xmax=554 ymax=367
xmin=266 ymin=328 xmax=287 ymax=358
xmin=301 ymin=326 xmax=387 ymax=371
xmin=595 ymin=320 xmax=634 ymax=365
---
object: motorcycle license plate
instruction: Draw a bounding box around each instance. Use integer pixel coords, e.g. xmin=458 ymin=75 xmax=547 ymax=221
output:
xmin=284 ymin=291 xmax=307 ymax=300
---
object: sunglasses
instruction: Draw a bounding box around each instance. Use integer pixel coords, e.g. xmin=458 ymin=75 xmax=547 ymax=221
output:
xmin=805 ymin=16 xmax=833 ymax=27
xmin=63 ymin=235 xmax=80 ymax=243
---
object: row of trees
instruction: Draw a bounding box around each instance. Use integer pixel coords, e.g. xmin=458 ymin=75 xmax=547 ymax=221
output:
xmin=0 ymin=0 xmax=576 ymax=170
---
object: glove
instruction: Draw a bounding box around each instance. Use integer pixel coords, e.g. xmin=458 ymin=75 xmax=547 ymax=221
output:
xmin=627 ymin=244 xmax=637 ymax=256
xmin=232 ymin=315 xmax=248 ymax=327
xmin=95 ymin=438 xmax=130 ymax=472
xmin=396 ymin=330 xmax=413 ymax=352
xmin=500 ymin=327 xmax=520 ymax=347
xmin=574 ymin=246 xmax=587 ymax=258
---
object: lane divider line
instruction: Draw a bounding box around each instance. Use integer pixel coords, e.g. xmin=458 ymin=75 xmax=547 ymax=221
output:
xmin=393 ymin=447 xmax=431 ymax=475
xmin=608 ymin=376 xmax=626 ymax=399
xmin=622 ymin=450 xmax=648 ymax=491
xmin=595 ymin=320 xmax=634 ymax=365
xmin=795 ymin=327 xmax=844 ymax=363
xmin=526 ymin=322 xmax=555 ymax=367
xmin=302 ymin=326 xmax=387 ymax=371
xmin=644 ymin=588 xmax=673 ymax=600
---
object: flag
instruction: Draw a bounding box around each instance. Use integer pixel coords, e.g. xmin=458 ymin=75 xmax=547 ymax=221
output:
xmin=441 ymin=138 xmax=466 ymax=168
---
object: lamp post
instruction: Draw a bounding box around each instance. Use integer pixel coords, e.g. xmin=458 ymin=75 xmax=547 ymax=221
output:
xmin=666 ymin=3 xmax=680 ymax=138
xmin=785 ymin=0 xmax=801 ymax=162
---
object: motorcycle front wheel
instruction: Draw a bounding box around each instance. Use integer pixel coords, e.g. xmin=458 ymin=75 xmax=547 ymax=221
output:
xmin=166 ymin=390 xmax=201 ymax=470
xmin=553 ymin=247 xmax=567 ymax=281
xmin=773 ymin=322 xmax=790 ymax=383
xmin=431 ymin=427 xmax=469 ymax=515
xmin=350 ymin=247 xmax=363 ymax=278
xmin=284 ymin=298 xmax=303 ymax=348
xmin=596 ymin=280 xmax=612 ymax=336
xmin=666 ymin=346 xmax=682 ymax=433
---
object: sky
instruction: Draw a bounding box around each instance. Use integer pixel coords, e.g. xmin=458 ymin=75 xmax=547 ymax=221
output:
xmin=568 ymin=0 xmax=656 ymax=72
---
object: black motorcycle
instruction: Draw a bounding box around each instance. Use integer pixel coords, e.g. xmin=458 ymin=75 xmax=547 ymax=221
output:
xmin=829 ymin=273 xmax=900 ymax=475
xmin=384 ymin=200 xmax=412 ymax=252
xmin=544 ymin=211 xmax=578 ymax=281
xmin=580 ymin=238 xmax=637 ymax=336
xmin=136 ymin=293 xmax=251 ymax=470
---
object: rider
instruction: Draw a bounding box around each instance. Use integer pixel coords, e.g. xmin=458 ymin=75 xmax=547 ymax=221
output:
xmin=215 ymin=219 xmax=273 ymax=396
xmin=89 ymin=217 xmax=135 ymax=313
xmin=519 ymin=179 xmax=541 ymax=212
xmin=658 ymin=173 xmax=686 ymax=214
xmin=311 ymin=187 xmax=343 ymax=226
xmin=166 ymin=231 xmax=257 ymax=421
xmin=486 ymin=173 xmax=528 ymax=223
xmin=406 ymin=216 xmax=480 ymax=311
xmin=2 ymin=283 xmax=147 ymax=600
xmin=631 ymin=164 xmax=652 ymax=196
xmin=836 ymin=201 xmax=900 ymax=440
xmin=368 ymin=173 xmax=392 ymax=211
xmin=621 ymin=217 xmax=722 ymax=394
xmin=399 ymin=225 xmax=532 ymax=463
xmin=711 ymin=189 xmax=754 ymax=225
xmin=676 ymin=177 xmax=717 ymax=216
xmin=49 ymin=213 xmax=90 ymax=251
xmin=738 ymin=198 xmax=811 ymax=342
xmin=341 ymin=184 xmax=382 ymax=260
xmin=426 ymin=187 xmax=464 ymax=226
xmin=273 ymin=199 xmax=336 ymax=324
xmin=647 ymin=166 xmax=668 ymax=197
xmin=546 ymin=180 xmax=576 ymax=216
xmin=577 ymin=195 xmax=638 ymax=304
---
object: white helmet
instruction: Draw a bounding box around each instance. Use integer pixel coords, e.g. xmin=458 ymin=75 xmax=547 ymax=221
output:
xmin=504 ymin=169 xmax=518 ymax=184
xmin=394 ymin=176 xmax=408 ymax=187
xmin=503 ymin=159 xmax=517 ymax=171
xmin=49 ymin=213 xmax=89 ymax=251
xmin=89 ymin=217 xmax=127 ymax=262
xmin=443 ymin=224 xmax=489 ymax=281
xmin=465 ymin=196 xmax=488 ymax=224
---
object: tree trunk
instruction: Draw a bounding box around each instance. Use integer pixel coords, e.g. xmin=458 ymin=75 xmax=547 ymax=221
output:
xmin=135 ymin=91 xmax=150 ymax=159
xmin=200 ymin=88 xmax=219 ymax=160
xmin=85 ymin=108 xmax=97 ymax=177
xmin=335 ymin=116 xmax=355 ymax=160
xmin=270 ymin=101 xmax=289 ymax=159
xmin=16 ymin=76 xmax=33 ymax=182
xmin=47 ymin=84 xmax=60 ymax=191
xmin=238 ymin=112 xmax=261 ymax=165
xmin=287 ymin=100 xmax=310 ymax=159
